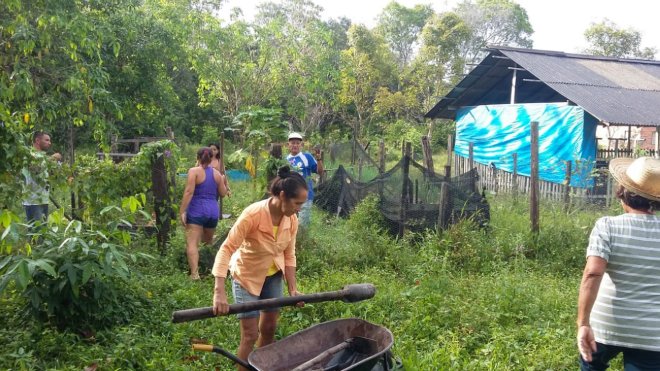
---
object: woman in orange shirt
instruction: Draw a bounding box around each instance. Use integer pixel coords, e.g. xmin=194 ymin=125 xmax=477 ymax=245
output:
xmin=211 ymin=166 xmax=307 ymax=369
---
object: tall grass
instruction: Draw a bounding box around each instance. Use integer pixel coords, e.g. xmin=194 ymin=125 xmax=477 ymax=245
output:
xmin=0 ymin=185 xmax=617 ymax=370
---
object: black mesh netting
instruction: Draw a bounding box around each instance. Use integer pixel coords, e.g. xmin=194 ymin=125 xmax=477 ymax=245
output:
xmin=325 ymin=141 xmax=383 ymax=182
xmin=314 ymin=155 xmax=490 ymax=234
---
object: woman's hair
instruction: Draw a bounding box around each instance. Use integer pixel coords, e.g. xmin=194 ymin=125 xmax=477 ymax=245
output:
xmin=615 ymin=185 xmax=657 ymax=211
xmin=207 ymin=143 xmax=221 ymax=159
xmin=269 ymin=165 xmax=308 ymax=198
xmin=197 ymin=147 xmax=213 ymax=166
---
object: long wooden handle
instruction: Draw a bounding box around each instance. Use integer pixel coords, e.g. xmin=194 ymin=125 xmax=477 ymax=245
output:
xmin=172 ymin=284 xmax=375 ymax=323
xmin=291 ymin=341 xmax=351 ymax=371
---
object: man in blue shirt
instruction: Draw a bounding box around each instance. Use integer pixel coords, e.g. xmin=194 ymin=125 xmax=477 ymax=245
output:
xmin=286 ymin=132 xmax=324 ymax=227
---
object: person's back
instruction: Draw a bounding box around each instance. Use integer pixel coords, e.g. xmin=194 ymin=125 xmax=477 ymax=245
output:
xmin=577 ymin=156 xmax=660 ymax=370
xmin=187 ymin=167 xmax=219 ymax=219
xmin=588 ymin=213 xmax=660 ymax=351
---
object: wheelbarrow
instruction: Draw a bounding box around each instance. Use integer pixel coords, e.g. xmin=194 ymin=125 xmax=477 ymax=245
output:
xmin=172 ymin=284 xmax=401 ymax=370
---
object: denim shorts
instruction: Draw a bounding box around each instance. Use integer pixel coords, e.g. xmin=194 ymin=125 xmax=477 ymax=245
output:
xmin=579 ymin=342 xmax=660 ymax=370
xmin=298 ymin=199 xmax=313 ymax=227
xmin=186 ymin=215 xmax=218 ymax=229
xmin=232 ymin=271 xmax=283 ymax=319
xmin=24 ymin=204 xmax=48 ymax=224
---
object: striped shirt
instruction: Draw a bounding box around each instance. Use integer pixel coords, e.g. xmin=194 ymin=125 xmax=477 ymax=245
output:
xmin=587 ymin=213 xmax=660 ymax=351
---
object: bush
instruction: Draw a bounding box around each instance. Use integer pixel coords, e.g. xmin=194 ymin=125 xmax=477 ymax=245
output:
xmin=0 ymin=200 xmax=152 ymax=332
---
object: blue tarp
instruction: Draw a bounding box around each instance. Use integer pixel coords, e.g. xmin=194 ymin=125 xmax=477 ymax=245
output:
xmin=454 ymin=103 xmax=597 ymax=187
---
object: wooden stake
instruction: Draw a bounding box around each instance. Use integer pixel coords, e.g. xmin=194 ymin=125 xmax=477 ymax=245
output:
xmin=421 ymin=136 xmax=434 ymax=176
xmin=530 ymin=121 xmax=539 ymax=234
xmin=437 ymin=181 xmax=450 ymax=232
xmin=379 ymin=140 xmax=385 ymax=174
xmin=563 ymin=160 xmax=572 ymax=212
xmin=399 ymin=142 xmax=411 ymax=238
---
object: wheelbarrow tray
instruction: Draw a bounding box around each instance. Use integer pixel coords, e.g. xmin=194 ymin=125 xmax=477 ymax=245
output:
xmin=248 ymin=318 xmax=394 ymax=371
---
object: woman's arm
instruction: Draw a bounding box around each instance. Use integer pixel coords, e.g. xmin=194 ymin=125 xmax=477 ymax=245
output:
xmin=179 ymin=168 xmax=197 ymax=226
xmin=213 ymin=169 xmax=228 ymax=197
xmin=576 ymin=256 xmax=607 ymax=362
xmin=213 ymin=276 xmax=229 ymax=315
xmin=284 ymin=266 xmax=299 ymax=296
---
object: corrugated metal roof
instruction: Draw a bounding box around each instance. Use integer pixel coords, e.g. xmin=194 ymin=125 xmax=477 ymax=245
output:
xmin=425 ymin=47 xmax=660 ymax=126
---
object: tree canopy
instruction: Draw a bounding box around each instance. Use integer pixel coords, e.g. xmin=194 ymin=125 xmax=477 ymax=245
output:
xmin=583 ymin=19 xmax=657 ymax=59
xmin=1 ymin=0 xmax=656 ymax=173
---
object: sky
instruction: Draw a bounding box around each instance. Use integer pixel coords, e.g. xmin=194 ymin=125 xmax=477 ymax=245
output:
xmin=217 ymin=0 xmax=660 ymax=55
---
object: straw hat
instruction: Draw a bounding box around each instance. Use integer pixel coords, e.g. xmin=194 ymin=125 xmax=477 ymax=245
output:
xmin=609 ymin=157 xmax=660 ymax=202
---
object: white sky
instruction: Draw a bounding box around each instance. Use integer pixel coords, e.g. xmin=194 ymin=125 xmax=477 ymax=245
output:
xmin=218 ymin=0 xmax=660 ymax=55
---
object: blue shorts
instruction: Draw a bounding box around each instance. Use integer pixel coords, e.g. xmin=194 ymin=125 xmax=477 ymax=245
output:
xmin=186 ymin=215 xmax=218 ymax=229
xmin=24 ymin=204 xmax=48 ymax=224
xmin=232 ymin=271 xmax=283 ymax=319
xmin=580 ymin=342 xmax=660 ymax=370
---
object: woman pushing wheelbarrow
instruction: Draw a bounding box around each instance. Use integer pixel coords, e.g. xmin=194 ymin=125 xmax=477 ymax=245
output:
xmin=211 ymin=165 xmax=308 ymax=370
xmin=172 ymin=165 xmax=401 ymax=370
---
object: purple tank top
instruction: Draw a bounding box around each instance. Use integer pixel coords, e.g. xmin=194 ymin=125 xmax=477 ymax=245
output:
xmin=187 ymin=167 xmax=219 ymax=219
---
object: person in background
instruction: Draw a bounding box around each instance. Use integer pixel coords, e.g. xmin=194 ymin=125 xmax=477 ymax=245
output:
xmin=577 ymin=156 xmax=660 ymax=370
xmin=285 ymin=132 xmax=323 ymax=227
xmin=23 ymin=131 xmax=61 ymax=224
xmin=212 ymin=166 xmax=307 ymax=371
xmin=208 ymin=143 xmax=231 ymax=197
xmin=180 ymin=147 xmax=228 ymax=280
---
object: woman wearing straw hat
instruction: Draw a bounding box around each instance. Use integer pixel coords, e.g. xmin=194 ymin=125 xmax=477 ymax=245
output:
xmin=577 ymin=156 xmax=660 ymax=370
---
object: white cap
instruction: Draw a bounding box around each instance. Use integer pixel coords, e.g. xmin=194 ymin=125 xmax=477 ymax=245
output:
xmin=288 ymin=132 xmax=303 ymax=141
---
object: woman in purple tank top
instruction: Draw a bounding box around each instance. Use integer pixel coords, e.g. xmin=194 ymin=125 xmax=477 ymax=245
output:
xmin=180 ymin=147 xmax=228 ymax=280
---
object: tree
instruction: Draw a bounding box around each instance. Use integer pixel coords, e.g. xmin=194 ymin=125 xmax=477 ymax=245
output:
xmin=406 ymin=12 xmax=472 ymax=113
xmin=455 ymin=0 xmax=533 ymax=67
xmin=193 ymin=19 xmax=282 ymax=123
xmin=583 ymin=19 xmax=656 ymax=59
xmin=0 ymin=0 xmax=119 ymax=146
xmin=375 ymin=2 xmax=433 ymax=68
xmin=254 ymin=0 xmax=343 ymax=136
xmin=338 ymin=25 xmax=397 ymax=141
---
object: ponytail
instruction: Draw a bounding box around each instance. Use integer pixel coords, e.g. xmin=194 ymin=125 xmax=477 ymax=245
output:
xmin=269 ymin=165 xmax=307 ymax=198
xmin=197 ymin=147 xmax=213 ymax=166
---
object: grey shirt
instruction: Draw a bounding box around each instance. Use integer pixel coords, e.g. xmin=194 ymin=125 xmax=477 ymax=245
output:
xmin=587 ymin=213 xmax=660 ymax=351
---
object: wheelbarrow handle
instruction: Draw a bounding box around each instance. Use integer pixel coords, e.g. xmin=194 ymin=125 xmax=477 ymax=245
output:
xmin=192 ymin=344 xmax=256 ymax=370
xmin=172 ymin=283 xmax=375 ymax=323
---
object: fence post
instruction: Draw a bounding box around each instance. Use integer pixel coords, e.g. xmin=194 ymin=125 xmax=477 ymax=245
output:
xmin=468 ymin=142 xmax=474 ymax=170
xmin=563 ymin=160 xmax=572 ymax=212
xmin=399 ymin=142 xmax=411 ymax=238
xmin=152 ymin=155 xmax=172 ymax=255
xmin=219 ymin=132 xmax=226 ymax=217
xmin=530 ymin=122 xmax=539 ymax=234
xmin=655 ymin=126 xmax=659 ymax=159
xmin=445 ymin=134 xmax=453 ymax=179
xmin=421 ymin=136 xmax=435 ymax=176
xmin=379 ymin=140 xmax=385 ymax=174
xmin=512 ymin=153 xmax=518 ymax=198
xmin=110 ymin=134 xmax=118 ymax=154
xmin=614 ymin=139 xmax=620 ymax=157
xmin=492 ymin=164 xmax=498 ymax=195
xmin=358 ymin=156 xmax=363 ymax=182
xmin=437 ymin=181 xmax=450 ymax=232
xmin=606 ymin=171 xmax=612 ymax=208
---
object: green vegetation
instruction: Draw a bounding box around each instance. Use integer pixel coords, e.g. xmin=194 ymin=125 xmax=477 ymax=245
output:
xmin=1 ymin=180 xmax=611 ymax=369
xmin=2 ymin=0 xmax=650 ymax=369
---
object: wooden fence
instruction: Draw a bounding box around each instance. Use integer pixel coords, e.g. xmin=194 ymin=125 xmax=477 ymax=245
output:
xmin=453 ymin=155 xmax=596 ymax=202
xmin=597 ymin=148 xmax=657 ymax=159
